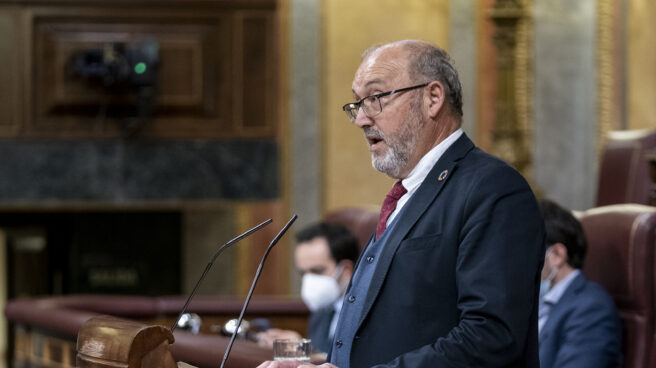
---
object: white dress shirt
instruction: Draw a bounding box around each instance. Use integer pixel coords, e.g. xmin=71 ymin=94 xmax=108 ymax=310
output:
xmin=387 ymin=128 xmax=464 ymax=226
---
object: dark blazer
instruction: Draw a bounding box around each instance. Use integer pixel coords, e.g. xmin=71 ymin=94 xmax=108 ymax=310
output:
xmin=539 ymin=273 xmax=622 ymax=368
xmin=343 ymin=133 xmax=545 ymax=367
xmin=307 ymin=305 xmax=336 ymax=354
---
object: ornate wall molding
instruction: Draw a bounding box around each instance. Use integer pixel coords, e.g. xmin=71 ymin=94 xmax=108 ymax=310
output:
xmin=515 ymin=0 xmax=534 ymax=181
xmin=596 ymin=0 xmax=629 ymax=148
xmin=488 ymin=0 xmax=534 ymax=182
xmin=597 ymin=0 xmax=613 ymax=150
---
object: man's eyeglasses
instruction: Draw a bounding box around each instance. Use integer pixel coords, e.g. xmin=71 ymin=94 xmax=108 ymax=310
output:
xmin=341 ymin=82 xmax=429 ymax=123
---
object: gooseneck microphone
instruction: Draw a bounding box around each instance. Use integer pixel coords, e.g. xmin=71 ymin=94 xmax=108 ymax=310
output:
xmin=170 ymin=218 xmax=273 ymax=332
xmin=219 ymin=214 xmax=298 ymax=368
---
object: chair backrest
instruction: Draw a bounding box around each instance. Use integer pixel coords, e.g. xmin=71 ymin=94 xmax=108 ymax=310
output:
xmin=578 ymin=204 xmax=656 ymax=368
xmin=596 ymin=129 xmax=656 ymax=206
xmin=324 ymin=207 xmax=378 ymax=252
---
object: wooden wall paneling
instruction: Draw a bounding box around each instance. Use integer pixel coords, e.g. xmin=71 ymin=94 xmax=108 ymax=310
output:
xmin=238 ymin=200 xmax=288 ymax=296
xmin=130 ymin=19 xmax=232 ymax=138
xmin=238 ymin=11 xmax=275 ymax=136
xmin=231 ymin=11 xmax=244 ymax=137
xmin=14 ymin=3 xmax=277 ymax=139
xmin=30 ymin=10 xmax=229 ymax=138
xmin=0 ymin=6 xmax=23 ymax=136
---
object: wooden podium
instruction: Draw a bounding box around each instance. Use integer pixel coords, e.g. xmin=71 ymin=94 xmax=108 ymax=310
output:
xmin=6 ymin=295 xmax=285 ymax=368
xmin=77 ymin=315 xmax=195 ymax=368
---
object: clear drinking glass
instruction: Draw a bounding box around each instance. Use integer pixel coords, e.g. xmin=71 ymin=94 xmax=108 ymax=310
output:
xmin=272 ymin=339 xmax=312 ymax=362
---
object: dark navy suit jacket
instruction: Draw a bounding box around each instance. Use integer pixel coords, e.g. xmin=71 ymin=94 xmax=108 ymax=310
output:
xmin=539 ymin=273 xmax=622 ymax=368
xmin=307 ymin=306 xmax=335 ymax=354
xmin=341 ymin=133 xmax=545 ymax=367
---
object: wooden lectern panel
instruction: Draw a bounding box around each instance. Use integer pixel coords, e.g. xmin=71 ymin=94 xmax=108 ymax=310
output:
xmin=77 ymin=315 xmax=177 ymax=368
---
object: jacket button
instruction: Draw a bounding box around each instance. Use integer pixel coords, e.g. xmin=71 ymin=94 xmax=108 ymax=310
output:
xmin=348 ymin=295 xmax=356 ymax=303
xmin=335 ymin=339 xmax=343 ymax=348
xmin=354 ymin=335 xmax=360 ymax=340
xmin=366 ymin=256 xmax=374 ymax=263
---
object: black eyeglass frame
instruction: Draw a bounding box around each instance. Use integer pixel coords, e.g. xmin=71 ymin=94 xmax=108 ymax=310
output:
xmin=341 ymin=82 xmax=430 ymax=122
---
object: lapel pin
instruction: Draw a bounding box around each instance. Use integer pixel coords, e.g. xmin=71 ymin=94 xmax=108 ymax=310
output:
xmin=438 ymin=170 xmax=448 ymax=181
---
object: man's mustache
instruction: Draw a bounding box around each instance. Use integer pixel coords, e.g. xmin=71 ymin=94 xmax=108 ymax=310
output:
xmin=363 ymin=127 xmax=385 ymax=141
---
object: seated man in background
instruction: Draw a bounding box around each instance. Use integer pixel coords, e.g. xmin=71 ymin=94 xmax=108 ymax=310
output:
xmin=538 ymin=199 xmax=622 ymax=368
xmin=258 ymin=221 xmax=359 ymax=355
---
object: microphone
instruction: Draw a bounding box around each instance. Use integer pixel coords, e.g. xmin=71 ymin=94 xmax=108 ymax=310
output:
xmin=170 ymin=218 xmax=273 ymax=332
xmin=219 ymin=214 xmax=298 ymax=368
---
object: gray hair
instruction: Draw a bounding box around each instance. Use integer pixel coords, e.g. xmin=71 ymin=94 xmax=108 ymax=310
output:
xmin=403 ymin=42 xmax=463 ymax=119
xmin=360 ymin=41 xmax=464 ymax=120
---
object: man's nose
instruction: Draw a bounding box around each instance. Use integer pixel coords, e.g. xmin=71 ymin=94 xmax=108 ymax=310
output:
xmin=354 ymin=107 xmax=373 ymax=128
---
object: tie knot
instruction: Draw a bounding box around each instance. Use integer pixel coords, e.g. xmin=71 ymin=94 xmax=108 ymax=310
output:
xmin=387 ymin=181 xmax=407 ymax=200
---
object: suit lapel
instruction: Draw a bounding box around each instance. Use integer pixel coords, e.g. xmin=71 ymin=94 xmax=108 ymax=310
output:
xmin=539 ymin=273 xmax=586 ymax=340
xmin=356 ymin=133 xmax=475 ymax=330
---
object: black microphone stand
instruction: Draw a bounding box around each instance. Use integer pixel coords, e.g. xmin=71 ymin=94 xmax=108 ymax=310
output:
xmin=171 ymin=218 xmax=273 ymax=332
xmin=219 ymin=214 xmax=298 ymax=368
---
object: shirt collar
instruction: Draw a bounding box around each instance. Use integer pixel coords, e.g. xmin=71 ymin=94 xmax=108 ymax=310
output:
xmin=333 ymin=296 xmax=343 ymax=314
xmin=401 ymin=128 xmax=463 ymax=195
xmin=543 ymin=269 xmax=581 ymax=305
xmin=386 ymin=128 xmax=463 ymax=227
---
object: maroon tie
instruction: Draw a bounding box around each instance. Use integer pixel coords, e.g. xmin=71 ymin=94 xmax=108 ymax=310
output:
xmin=375 ymin=181 xmax=407 ymax=240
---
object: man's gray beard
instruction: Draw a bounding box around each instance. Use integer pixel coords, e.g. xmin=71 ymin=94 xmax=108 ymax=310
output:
xmin=370 ymin=101 xmax=424 ymax=178
xmin=371 ymin=141 xmax=410 ymax=178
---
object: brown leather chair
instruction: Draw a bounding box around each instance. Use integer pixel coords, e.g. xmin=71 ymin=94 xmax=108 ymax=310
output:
xmin=324 ymin=207 xmax=378 ymax=252
xmin=578 ymin=204 xmax=656 ymax=368
xmin=596 ymin=130 xmax=656 ymax=206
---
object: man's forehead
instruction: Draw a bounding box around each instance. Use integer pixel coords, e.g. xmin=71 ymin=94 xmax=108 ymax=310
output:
xmin=295 ymin=236 xmax=332 ymax=260
xmin=352 ymin=48 xmax=409 ymax=92
xmin=295 ymin=237 xmax=336 ymax=273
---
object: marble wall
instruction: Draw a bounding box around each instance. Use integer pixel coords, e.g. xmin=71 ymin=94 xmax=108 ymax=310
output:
xmin=0 ymin=139 xmax=279 ymax=202
xmin=449 ymin=0 xmax=478 ymax=140
xmin=289 ymin=0 xmax=321 ymax=228
xmin=533 ymin=0 xmax=599 ymax=210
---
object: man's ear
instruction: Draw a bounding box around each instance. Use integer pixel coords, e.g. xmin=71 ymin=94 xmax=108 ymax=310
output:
xmin=550 ymin=243 xmax=568 ymax=267
xmin=426 ymin=80 xmax=446 ymax=119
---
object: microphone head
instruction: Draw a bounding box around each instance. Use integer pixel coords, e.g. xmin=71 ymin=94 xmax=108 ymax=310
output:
xmin=222 ymin=318 xmax=250 ymax=337
xmin=175 ymin=313 xmax=202 ymax=334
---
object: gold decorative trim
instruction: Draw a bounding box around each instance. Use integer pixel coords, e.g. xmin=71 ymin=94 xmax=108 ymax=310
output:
xmin=597 ymin=0 xmax=614 ymax=151
xmin=515 ymin=0 xmax=533 ymax=182
xmin=488 ymin=0 xmax=535 ymax=184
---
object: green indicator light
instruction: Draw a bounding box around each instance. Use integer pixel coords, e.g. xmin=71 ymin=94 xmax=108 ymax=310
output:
xmin=134 ymin=62 xmax=147 ymax=74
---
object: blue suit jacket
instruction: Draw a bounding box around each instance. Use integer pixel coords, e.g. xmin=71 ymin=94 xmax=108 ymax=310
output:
xmin=539 ymin=273 xmax=622 ymax=368
xmin=307 ymin=306 xmax=335 ymax=354
xmin=341 ymin=133 xmax=545 ymax=367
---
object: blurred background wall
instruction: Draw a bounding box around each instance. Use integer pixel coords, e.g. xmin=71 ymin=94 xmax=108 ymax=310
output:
xmin=0 ymin=0 xmax=655 ymax=364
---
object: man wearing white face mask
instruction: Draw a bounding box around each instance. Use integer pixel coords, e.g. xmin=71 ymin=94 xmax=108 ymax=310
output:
xmin=538 ymin=199 xmax=622 ymax=368
xmin=257 ymin=222 xmax=359 ymax=355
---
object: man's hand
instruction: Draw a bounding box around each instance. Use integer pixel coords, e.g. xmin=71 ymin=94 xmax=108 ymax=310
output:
xmin=256 ymin=328 xmax=303 ymax=348
xmin=256 ymin=361 xmax=338 ymax=368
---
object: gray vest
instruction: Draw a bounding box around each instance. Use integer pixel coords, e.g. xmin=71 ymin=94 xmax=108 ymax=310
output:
xmin=330 ymin=211 xmax=405 ymax=368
